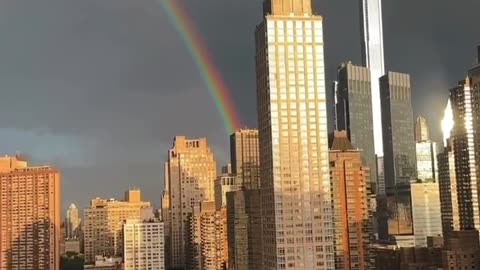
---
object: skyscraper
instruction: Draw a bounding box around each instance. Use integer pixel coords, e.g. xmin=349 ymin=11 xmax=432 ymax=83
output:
xmin=450 ymin=77 xmax=480 ymax=230
xmin=230 ymin=129 xmax=260 ymax=189
xmin=214 ymin=174 xmax=242 ymax=210
xmin=329 ymin=131 xmax=372 ymax=270
xmin=83 ymin=189 xmax=151 ymax=263
xmin=380 ymin=72 xmax=416 ymax=240
xmin=360 ymin=0 xmax=386 ymax=156
xmin=380 ymin=72 xmax=417 ymax=188
xmin=123 ymin=219 xmax=165 ymax=270
xmin=66 ymin=203 xmax=80 ymax=239
xmin=256 ymin=1 xmax=334 ymax=268
xmin=226 ymin=129 xmax=262 ymax=270
xmin=336 ymin=62 xmax=377 ymax=192
xmin=0 ymin=156 xmax=61 ymax=270
xmin=162 ymin=136 xmax=217 ymax=269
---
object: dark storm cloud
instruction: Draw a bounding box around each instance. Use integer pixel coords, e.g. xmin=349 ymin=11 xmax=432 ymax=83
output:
xmin=0 ymin=0 xmax=478 ymax=209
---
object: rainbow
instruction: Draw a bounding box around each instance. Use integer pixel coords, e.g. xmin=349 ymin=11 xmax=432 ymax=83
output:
xmin=160 ymin=0 xmax=241 ymax=134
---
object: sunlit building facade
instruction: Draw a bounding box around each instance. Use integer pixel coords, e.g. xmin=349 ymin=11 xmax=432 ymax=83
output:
xmin=329 ymin=131 xmax=372 ymax=270
xmin=360 ymin=0 xmax=385 ymax=156
xmin=0 ymin=156 xmax=61 ymax=270
xmin=256 ymin=0 xmax=334 ymax=269
xmin=214 ymin=174 xmax=242 ymax=210
xmin=230 ymin=129 xmax=260 ymax=190
xmin=84 ymin=189 xmax=151 ymax=263
xmin=161 ymin=136 xmax=217 ymax=269
xmin=66 ymin=203 xmax=80 ymax=240
xmin=123 ymin=219 xmax=165 ymax=270
xmin=410 ymin=182 xmax=442 ymax=247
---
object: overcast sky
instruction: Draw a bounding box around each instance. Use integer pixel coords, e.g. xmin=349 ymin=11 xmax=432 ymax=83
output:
xmin=0 ymin=0 xmax=478 ymax=211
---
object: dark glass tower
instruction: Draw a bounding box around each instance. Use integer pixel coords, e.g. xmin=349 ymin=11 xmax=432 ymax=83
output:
xmin=336 ymin=62 xmax=377 ymax=193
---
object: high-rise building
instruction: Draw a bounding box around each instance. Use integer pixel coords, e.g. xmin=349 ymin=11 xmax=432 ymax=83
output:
xmin=414 ymin=116 xmax=429 ymax=142
xmin=66 ymin=203 xmax=80 ymax=240
xmin=380 ymin=72 xmax=416 ymax=241
xmin=329 ymin=131 xmax=372 ymax=270
xmin=83 ymin=189 xmax=151 ymax=263
xmin=230 ymin=129 xmax=260 ymax=189
xmin=0 ymin=156 xmax=61 ymax=270
xmin=186 ymin=201 xmax=228 ymax=270
xmin=442 ymin=230 xmax=480 ymax=269
xmin=360 ymin=0 xmax=385 ymax=156
xmin=214 ymin=174 xmax=242 ymax=210
xmin=450 ymin=77 xmax=480 ymax=230
xmin=255 ymin=1 xmax=334 ymax=268
xmin=123 ymin=219 xmax=165 ymax=270
xmin=380 ymin=72 xmax=417 ymax=188
xmin=161 ymin=136 xmax=217 ymax=269
xmin=226 ymin=129 xmax=262 ymax=270
xmin=336 ymin=62 xmax=377 ymax=193
xmin=410 ymin=182 xmax=442 ymax=247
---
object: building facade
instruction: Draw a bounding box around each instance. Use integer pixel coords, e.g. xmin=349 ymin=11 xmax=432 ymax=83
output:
xmin=214 ymin=175 xmax=242 ymax=210
xmin=329 ymin=131 xmax=372 ymax=270
xmin=359 ymin=0 xmax=385 ymax=156
xmin=186 ymin=202 xmax=228 ymax=270
xmin=161 ymin=136 xmax=217 ymax=269
xmin=230 ymin=129 xmax=260 ymax=189
xmin=0 ymin=156 xmax=61 ymax=270
xmin=256 ymin=1 xmax=334 ymax=268
xmin=83 ymin=189 xmax=151 ymax=263
xmin=414 ymin=116 xmax=429 ymax=142
xmin=123 ymin=219 xmax=165 ymax=270
xmin=442 ymin=230 xmax=480 ymax=269
xmin=410 ymin=182 xmax=442 ymax=247
xmin=450 ymin=77 xmax=480 ymax=230
xmin=336 ymin=62 xmax=377 ymax=193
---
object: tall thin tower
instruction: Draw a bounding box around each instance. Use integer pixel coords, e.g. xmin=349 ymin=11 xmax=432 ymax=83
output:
xmin=256 ymin=0 xmax=334 ymax=269
xmin=360 ymin=0 xmax=385 ymax=156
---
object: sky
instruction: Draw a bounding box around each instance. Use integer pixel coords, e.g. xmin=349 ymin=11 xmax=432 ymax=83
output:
xmin=0 ymin=0 xmax=479 ymax=212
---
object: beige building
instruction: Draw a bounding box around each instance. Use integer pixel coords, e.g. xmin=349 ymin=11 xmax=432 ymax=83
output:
xmin=123 ymin=219 xmax=165 ymax=270
xmin=255 ymin=0 xmax=334 ymax=269
xmin=329 ymin=131 xmax=372 ymax=270
xmin=0 ymin=155 xmax=61 ymax=270
xmin=230 ymin=129 xmax=260 ymax=189
xmin=84 ymin=256 xmax=123 ymax=270
xmin=214 ymin=174 xmax=242 ymax=210
xmin=83 ymin=189 xmax=151 ymax=263
xmin=186 ymin=202 xmax=228 ymax=270
xmin=411 ymin=182 xmax=442 ymax=247
xmin=161 ymin=136 xmax=217 ymax=269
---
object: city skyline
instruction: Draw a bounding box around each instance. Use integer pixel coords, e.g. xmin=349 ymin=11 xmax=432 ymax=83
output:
xmin=0 ymin=0 xmax=477 ymax=209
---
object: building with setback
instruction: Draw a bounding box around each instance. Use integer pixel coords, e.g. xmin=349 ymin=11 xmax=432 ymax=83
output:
xmin=255 ymin=0 xmax=334 ymax=268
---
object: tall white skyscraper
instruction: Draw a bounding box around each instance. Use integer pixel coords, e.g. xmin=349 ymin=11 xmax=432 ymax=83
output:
xmin=256 ymin=1 xmax=334 ymax=269
xmin=360 ymin=0 xmax=386 ymax=156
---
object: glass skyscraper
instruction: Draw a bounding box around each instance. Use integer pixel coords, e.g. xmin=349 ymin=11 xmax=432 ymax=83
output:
xmin=256 ymin=0 xmax=334 ymax=269
xmin=360 ymin=0 xmax=386 ymax=156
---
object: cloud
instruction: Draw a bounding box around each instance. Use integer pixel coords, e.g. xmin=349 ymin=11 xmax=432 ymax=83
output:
xmin=0 ymin=0 xmax=478 ymax=209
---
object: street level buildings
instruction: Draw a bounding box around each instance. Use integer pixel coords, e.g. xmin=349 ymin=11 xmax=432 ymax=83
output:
xmin=0 ymin=156 xmax=61 ymax=270
xmin=255 ymin=0 xmax=334 ymax=268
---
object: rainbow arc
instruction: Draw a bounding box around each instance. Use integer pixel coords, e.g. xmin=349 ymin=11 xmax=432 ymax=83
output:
xmin=160 ymin=0 xmax=241 ymax=135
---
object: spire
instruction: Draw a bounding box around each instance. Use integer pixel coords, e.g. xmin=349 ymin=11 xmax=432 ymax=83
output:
xmin=264 ymin=0 xmax=312 ymax=16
